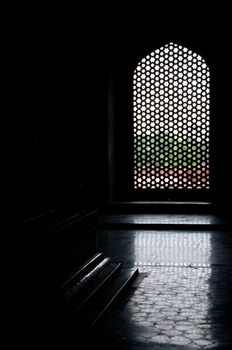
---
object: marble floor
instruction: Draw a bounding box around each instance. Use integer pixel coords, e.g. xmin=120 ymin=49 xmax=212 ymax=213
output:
xmin=95 ymin=223 xmax=232 ymax=349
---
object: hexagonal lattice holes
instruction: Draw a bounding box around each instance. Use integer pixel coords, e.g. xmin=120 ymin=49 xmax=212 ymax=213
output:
xmin=133 ymin=43 xmax=210 ymax=189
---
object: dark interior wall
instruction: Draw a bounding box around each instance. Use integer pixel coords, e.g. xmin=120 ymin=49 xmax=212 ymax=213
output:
xmin=7 ymin=24 xmax=109 ymax=224
xmin=6 ymin=9 xmax=232 ymax=222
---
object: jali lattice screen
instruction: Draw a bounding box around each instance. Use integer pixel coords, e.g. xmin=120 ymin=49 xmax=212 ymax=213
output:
xmin=133 ymin=42 xmax=210 ymax=189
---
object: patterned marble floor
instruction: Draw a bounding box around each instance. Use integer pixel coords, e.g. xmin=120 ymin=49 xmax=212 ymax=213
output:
xmin=96 ymin=227 xmax=232 ymax=349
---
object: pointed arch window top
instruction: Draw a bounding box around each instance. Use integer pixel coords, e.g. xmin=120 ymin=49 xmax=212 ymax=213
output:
xmin=133 ymin=42 xmax=210 ymax=190
xmin=136 ymin=42 xmax=209 ymax=70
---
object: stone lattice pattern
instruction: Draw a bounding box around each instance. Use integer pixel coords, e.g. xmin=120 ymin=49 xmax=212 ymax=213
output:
xmin=133 ymin=42 xmax=210 ymax=189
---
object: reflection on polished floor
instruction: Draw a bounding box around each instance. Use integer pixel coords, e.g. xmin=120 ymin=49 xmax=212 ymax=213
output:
xmin=96 ymin=223 xmax=232 ymax=349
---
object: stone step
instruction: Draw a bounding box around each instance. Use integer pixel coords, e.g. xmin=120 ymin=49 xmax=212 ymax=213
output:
xmin=75 ymin=267 xmax=139 ymax=327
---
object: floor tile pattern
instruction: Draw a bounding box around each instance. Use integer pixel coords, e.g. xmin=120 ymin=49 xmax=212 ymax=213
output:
xmin=96 ymin=226 xmax=232 ymax=349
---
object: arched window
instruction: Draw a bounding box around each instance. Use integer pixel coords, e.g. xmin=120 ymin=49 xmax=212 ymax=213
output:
xmin=133 ymin=43 xmax=210 ymax=191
